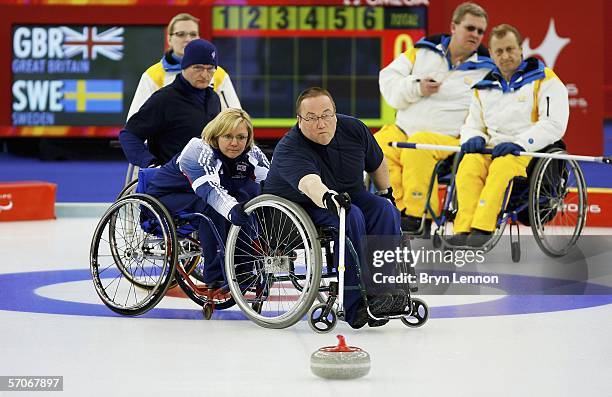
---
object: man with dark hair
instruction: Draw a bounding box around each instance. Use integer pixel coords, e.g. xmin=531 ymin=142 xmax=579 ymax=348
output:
xmin=119 ymin=39 xmax=221 ymax=168
xmin=452 ymin=24 xmax=569 ymax=246
xmin=375 ymin=1 xmax=494 ymax=234
xmin=264 ymin=87 xmax=408 ymax=329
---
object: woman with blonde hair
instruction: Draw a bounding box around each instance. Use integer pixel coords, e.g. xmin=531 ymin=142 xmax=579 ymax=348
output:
xmin=146 ymin=108 xmax=269 ymax=286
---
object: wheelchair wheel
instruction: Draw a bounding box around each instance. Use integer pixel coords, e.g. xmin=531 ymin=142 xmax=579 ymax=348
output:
xmin=511 ymin=241 xmax=521 ymax=263
xmin=225 ymin=194 xmax=323 ymax=329
xmin=90 ymin=194 xmax=177 ymax=316
xmin=106 ymin=193 xmax=177 ymax=290
xmin=400 ymin=298 xmax=428 ymax=328
xmin=308 ymin=303 xmax=337 ymax=333
xmin=528 ymin=151 xmax=587 ymax=257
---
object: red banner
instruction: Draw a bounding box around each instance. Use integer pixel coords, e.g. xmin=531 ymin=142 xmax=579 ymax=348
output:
xmin=431 ymin=0 xmax=604 ymax=156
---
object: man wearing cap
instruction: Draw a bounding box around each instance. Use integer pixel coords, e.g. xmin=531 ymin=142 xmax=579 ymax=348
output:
xmin=126 ymin=13 xmax=241 ymax=121
xmin=119 ymin=39 xmax=221 ymax=168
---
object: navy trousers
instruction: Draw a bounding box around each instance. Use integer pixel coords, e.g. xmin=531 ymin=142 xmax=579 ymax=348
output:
xmin=304 ymin=190 xmax=401 ymax=326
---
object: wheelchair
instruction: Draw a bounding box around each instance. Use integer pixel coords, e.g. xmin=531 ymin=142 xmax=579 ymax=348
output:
xmin=225 ymin=195 xmax=429 ymax=331
xmin=90 ymin=171 xmax=429 ymax=330
xmin=405 ymin=141 xmax=588 ymax=262
xmin=90 ymin=168 xmax=234 ymax=318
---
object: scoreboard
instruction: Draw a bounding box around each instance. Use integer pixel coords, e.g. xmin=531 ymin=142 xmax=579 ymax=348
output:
xmin=211 ymin=4 xmax=427 ymax=131
xmin=1 ymin=2 xmax=427 ymax=138
xmin=11 ymin=25 xmax=162 ymax=128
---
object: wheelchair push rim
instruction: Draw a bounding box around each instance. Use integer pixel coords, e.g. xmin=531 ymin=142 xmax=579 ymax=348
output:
xmin=528 ymin=151 xmax=587 ymax=257
xmin=225 ymin=194 xmax=322 ymax=329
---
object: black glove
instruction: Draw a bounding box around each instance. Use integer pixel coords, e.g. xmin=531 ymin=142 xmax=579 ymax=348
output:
xmin=228 ymin=203 xmax=249 ymax=227
xmin=461 ymin=136 xmax=486 ymax=153
xmin=492 ymin=142 xmax=524 ymax=158
xmin=375 ymin=187 xmax=396 ymax=207
xmin=322 ymin=191 xmax=351 ymax=218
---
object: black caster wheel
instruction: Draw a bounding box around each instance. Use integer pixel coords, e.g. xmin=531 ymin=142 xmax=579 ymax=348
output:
xmin=308 ymin=303 xmax=337 ymax=333
xmin=252 ymin=301 xmax=263 ymax=314
xmin=433 ymin=233 xmax=442 ymax=248
xmin=400 ymin=298 xmax=428 ymax=328
xmin=202 ymin=304 xmax=214 ymax=320
xmin=511 ymin=241 xmax=521 ymax=263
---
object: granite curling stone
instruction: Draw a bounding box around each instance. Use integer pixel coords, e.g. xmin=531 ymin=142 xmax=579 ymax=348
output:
xmin=310 ymin=335 xmax=370 ymax=379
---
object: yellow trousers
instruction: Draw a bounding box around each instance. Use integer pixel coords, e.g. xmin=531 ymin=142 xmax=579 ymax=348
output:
xmin=454 ymin=154 xmax=532 ymax=233
xmin=374 ymin=125 xmax=458 ymax=217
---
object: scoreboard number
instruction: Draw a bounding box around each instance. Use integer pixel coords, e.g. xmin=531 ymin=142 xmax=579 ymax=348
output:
xmin=271 ymin=6 xmax=296 ymax=30
xmin=394 ymin=34 xmax=414 ymax=58
xmin=213 ymin=6 xmax=383 ymax=31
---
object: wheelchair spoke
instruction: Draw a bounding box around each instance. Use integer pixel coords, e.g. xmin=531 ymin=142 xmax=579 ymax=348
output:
xmin=225 ymin=196 xmax=322 ymax=328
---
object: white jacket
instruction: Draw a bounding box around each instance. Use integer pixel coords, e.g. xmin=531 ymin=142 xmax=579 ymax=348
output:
xmin=380 ymin=35 xmax=494 ymax=137
xmin=460 ymin=58 xmax=569 ymax=152
xmin=127 ymin=58 xmax=241 ymax=121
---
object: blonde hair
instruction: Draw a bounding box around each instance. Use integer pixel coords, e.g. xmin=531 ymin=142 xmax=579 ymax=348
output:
xmin=452 ymin=2 xmax=488 ymax=24
xmin=167 ymin=13 xmax=200 ymax=35
xmin=203 ymin=108 xmax=254 ymax=150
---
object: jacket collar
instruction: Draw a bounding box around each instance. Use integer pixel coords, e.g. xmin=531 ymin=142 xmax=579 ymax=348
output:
xmin=474 ymin=57 xmax=546 ymax=92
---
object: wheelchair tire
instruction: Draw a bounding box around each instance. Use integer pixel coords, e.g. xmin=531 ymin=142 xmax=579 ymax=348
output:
xmin=90 ymin=194 xmax=177 ymax=316
xmin=400 ymin=298 xmax=429 ymax=328
xmin=511 ymin=241 xmax=521 ymax=263
xmin=116 ymin=178 xmax=138 ymax=200
xmin=225 ymin=194 xmax=323 ymax=329
xmin=528 ymin=150 xmax=587 ymax=257
xmin=307 ymin=303 xmax=337 ymax=334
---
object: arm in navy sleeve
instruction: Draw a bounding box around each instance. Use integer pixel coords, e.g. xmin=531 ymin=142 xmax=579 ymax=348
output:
xmin=274 ymin=142 xmax=320 ymax=191
xmin=358 ymin=118 xmax=384 ymax=172
xmin=119 ymin=92 xmax=166 ymax=168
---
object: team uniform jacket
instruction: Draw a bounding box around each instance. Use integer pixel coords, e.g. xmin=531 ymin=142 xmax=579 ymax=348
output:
xmin=379 ymin=34 xmax=495 ymax=136
xmin=119 ymin=74 xmax=221 ymax=168
xmin=127 ymin=50 xmax=241 ymax=120
xmin=459 ymin=58 xmax=569 ymax=152
xmin=147 ymin=137 xmax=270 ymax=221
xmin=263 ymin=114 xmax=383 ymax=204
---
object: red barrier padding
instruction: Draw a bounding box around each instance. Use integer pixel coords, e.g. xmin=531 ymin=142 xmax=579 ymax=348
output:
xmin=0 ymin=181 xmax=56 ymax=221
xmin=437 ymin=187 xmax=612 ymax=228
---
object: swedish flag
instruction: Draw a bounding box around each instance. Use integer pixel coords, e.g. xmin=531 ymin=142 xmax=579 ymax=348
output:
xmin=63 ymin=80 xmax=123 ymax=113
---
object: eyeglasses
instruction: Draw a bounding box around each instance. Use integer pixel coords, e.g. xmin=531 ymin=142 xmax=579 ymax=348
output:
xmin=298 ymin=112 xmax=336 ymax=123
xmin=464 ymin=25 xmax=485 ymax=35
xmin=220 ymin=134 xmax=248 ymax=143
xmin=191 ymin=65 xmax=217 ymax=74
xmin=170 ymin=31 xmax=199 ymax=38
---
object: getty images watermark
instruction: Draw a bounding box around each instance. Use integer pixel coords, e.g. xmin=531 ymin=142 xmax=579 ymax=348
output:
xmin=368 ymin=243 xmax=500 ymax=287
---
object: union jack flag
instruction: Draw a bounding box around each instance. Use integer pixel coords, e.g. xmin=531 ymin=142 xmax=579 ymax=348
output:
xmin=61 ymin=26 xmax=124 ymax=61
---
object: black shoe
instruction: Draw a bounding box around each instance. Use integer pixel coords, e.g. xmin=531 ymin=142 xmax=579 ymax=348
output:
xmin=401 ymin=215 xmax=431 ymax=234
xmin=367 ymin=318 xmax=389 ymax=327
xmin=466 ymin=229 xmax=493 ymax=248
xmin=203 ymin=280 xmax=225 ymax=289
xmin=352 ymin=294 xmax=395 ymax=329
xmin=446 ymin=233 xmax=469 ymax=246
xmin=389 ymin=289 xmax=412 ymax=314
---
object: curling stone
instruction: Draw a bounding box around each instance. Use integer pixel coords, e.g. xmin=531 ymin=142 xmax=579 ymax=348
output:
xmin=310 ymin=335 xmax=370 ymax=379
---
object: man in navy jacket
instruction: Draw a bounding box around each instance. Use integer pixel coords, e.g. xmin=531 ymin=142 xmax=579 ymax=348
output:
xmin=119 ymin=39 xmax=221 ymax=168
xmin=264 ymin=87 xmax=409 ymax=329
